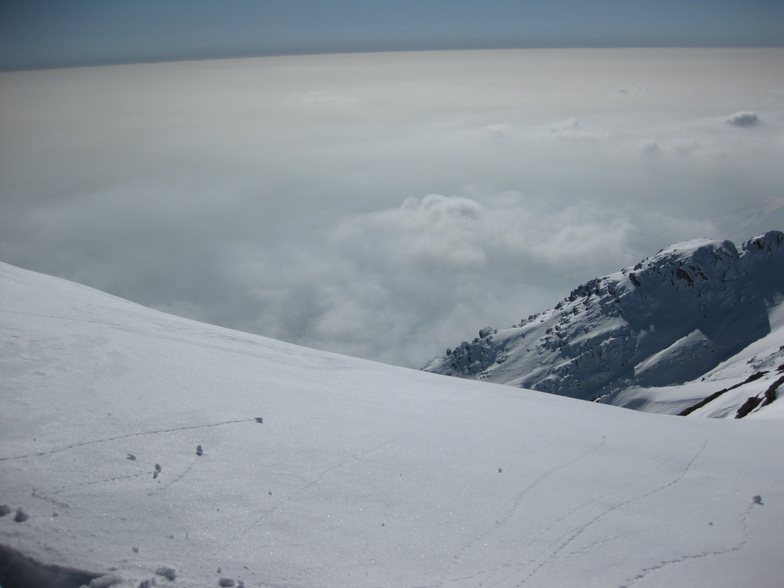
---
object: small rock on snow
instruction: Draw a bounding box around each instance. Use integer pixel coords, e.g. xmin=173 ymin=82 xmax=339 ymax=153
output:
xmin=155 ymin=565 xmax=177 ymax=581
xmin=89 ymin=573 xmax=123 ymax=587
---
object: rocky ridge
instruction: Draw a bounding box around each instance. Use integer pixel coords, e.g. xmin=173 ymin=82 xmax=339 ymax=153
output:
xmin=423 ymin=231 xmax=784 ymax=416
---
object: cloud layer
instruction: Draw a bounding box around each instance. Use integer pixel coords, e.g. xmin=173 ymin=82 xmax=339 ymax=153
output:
xmin=1 ymin=49 xmax=783 ymax=367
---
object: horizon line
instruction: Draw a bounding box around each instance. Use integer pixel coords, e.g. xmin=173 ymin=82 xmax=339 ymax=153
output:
xmin=3 ymin=43 xmax=784 ymax=73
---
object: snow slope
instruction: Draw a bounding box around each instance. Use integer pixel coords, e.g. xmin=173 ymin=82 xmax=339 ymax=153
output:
xmin=1 ymin=261 xmax=783 ymax=587
xmin=424 ymin=231 xmax=784 ymax=419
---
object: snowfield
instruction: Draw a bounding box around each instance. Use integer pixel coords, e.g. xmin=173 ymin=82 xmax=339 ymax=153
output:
xmin=1 ymin=261 xmax=783 ymax=587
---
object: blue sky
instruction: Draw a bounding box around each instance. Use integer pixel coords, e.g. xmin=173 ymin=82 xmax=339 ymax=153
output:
xmin=1 ymin=0 xmax=782 ymax=70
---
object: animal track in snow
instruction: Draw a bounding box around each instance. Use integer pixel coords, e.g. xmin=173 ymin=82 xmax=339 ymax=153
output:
xmin=619 ymin=501 xmax=756 ymax=587
xmin=514 ymin=433 xmax=708 ymax=586
xmin=451 ymin=435 xmax=608 ymax=566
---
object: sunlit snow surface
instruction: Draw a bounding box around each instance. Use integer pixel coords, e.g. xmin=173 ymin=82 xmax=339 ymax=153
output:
xmin=1 ymin=262 xmax=782 ymax=587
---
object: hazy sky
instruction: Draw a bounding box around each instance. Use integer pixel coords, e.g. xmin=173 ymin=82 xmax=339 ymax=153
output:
xmin=2 ymin=47 xmax=783 ymax=367
xmin=1 ymin=0 xmax=783 ymax=70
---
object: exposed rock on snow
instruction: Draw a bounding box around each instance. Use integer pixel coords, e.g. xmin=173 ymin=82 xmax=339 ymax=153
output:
xmin=424 ymin=231 xmax=784 ymax=417
xmin=0 ymin=543 xmax=102 ymax=588
xmin=678 ymin=371 xmax=767 ymax=416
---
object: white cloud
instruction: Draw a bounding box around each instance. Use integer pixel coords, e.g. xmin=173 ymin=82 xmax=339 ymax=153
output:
xmin=334 ymin=194 xmax=489 ymax=270
xmin=228 ymin=191 xmax=714 ymax=367
xmin=333 ymin=192 xmax=643 ymax=282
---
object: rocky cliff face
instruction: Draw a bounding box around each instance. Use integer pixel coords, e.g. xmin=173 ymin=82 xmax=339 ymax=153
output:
xmin=423 ymin=231 xmax=784 ymax=407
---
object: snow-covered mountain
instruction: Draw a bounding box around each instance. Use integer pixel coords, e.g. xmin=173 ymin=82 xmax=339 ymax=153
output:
xmin=424 ymin=231 xmax=784 ymax=418
xmin=1 ymin=260 xmax=783 ymax=587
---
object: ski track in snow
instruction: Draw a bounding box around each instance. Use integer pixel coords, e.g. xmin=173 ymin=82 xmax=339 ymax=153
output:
xmin=4 ymin=419 xmax=257 ymax=516
xmin=0 ymin=419 xmax=256 ymax=463
xmin=32 ymin=469 xmax=156 ymax=508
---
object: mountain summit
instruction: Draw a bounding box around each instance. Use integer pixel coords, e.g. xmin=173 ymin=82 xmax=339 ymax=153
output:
xmin=424 ymin=231 xmax=784 ymax=418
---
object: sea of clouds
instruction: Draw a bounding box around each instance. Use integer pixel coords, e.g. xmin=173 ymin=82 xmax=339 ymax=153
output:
xmin=1 ymin=48 xmax=782 ymax=367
